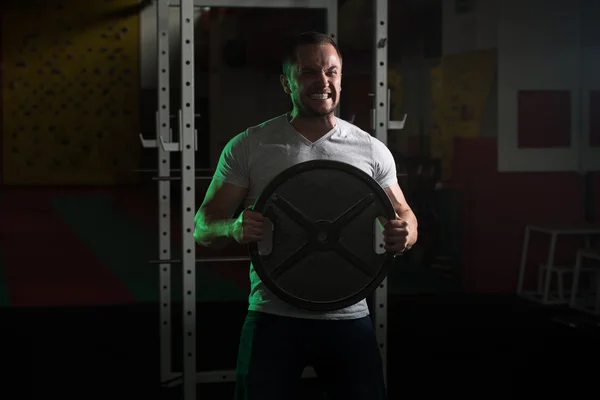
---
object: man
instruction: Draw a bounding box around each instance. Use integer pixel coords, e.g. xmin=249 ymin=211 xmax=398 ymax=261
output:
xmin=194 ymin=31 xmax=418 ymax=400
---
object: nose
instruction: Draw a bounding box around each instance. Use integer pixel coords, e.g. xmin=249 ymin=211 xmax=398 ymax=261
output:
xmin=317 ymin=71 xmax=329 ymax=87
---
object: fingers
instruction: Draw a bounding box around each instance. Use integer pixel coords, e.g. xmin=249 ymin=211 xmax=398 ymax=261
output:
xmin=382 ymin=218 xmax=410 ymax=253
xmin=239 ymin=208 xmax=265 ymax=243
xmin=245 ymin=210 xmax=264 ymax=224
xmin=382 ymin=219 xmax=409 ymax=237
xmin=384 ymin=218 xmax=408 ymax=228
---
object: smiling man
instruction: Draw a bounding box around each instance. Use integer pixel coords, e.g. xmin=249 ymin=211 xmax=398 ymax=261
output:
xmin=194 ymin=31 xmax=418 ymax=400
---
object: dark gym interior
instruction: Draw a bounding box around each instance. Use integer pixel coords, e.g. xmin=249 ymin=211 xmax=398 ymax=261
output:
xmin=1 ymin=0 xmax=599 ymax=399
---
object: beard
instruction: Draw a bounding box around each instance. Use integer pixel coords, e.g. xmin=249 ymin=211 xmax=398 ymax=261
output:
xmin=292 ymin=92 xmax=338 ymax=118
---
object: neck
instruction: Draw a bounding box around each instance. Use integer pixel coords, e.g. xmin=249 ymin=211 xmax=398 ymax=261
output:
xmin=288 ymin=109 xmax=337 ymax=140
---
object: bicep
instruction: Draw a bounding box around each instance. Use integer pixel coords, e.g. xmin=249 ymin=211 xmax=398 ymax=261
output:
xmin=196 ymin=179 xmax=248 ymax=222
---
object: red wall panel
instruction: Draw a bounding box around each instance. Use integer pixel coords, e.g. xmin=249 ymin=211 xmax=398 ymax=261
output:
xmin=451 ymin=138 xmax=598 ymax=293
xmin=518 ymin=90 xmax=572 ymax=148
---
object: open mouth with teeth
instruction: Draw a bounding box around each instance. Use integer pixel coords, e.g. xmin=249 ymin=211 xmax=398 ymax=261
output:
xmin=309 ymin=92 xmax=332 ymax=100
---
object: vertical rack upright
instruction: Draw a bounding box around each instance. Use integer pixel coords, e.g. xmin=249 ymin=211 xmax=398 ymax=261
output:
xmin=156 ymin=0 xmax=173 ymax=385
xmin=178 ymin=0 xmax=197 ymax=399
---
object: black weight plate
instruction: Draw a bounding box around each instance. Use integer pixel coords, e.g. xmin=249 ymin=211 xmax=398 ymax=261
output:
xmin=248 ymin=160 xmax=396 ymax=311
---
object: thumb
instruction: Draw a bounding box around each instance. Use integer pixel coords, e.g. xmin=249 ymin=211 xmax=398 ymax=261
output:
xmin=376 ymin=216 xmax=388 ymax=231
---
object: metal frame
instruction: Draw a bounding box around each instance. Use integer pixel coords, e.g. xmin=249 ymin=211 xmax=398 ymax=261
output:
xmin=517 ymin=224 xmax=599 ymax=305
xmin=372 ymin=0 xmax=389 ymax=385
xmin=371 ymin=0 xmax=406 ymax=386
xmin=138 ymin=0 xmax=174 ymax=384
xmin=139 ymin=1 xmax=402 ymax=399
xmin=569 ymin=248 xmax=600 ymax=316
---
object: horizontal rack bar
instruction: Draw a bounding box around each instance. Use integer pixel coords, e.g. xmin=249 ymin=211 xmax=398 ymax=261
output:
xmin=134 ymin=168 xmax=215 ymax=173
xmin=152 ymin=176 xmax=213 ymax=181
xmin=150 ymin=256 xmax=251 ymax=264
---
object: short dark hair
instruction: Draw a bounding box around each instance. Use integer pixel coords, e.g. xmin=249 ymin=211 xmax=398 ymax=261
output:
xmin=281 ymin=31 xmax=342 ymax=78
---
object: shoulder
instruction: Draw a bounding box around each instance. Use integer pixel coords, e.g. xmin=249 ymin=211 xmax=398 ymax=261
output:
xmin=335 ymin=117 xmax=371 ymax=140
xmin=247 ymin=114 xmax=289 ymax=136
xmin=336 ymin=117 xmax=390 ymax=153
xmin=226 ymin=114 xmax=289 ymax=148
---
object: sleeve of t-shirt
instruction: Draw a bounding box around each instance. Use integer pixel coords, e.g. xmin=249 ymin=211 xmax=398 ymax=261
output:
xmin=212 ymin=131 xmax=250 ymax=188
xmin=371 ymin=136 xmax=398 ymax=189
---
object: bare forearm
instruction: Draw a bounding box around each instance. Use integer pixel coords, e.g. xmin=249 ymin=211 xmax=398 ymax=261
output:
xmin=193 ymin=215 xmax=235 ymax=249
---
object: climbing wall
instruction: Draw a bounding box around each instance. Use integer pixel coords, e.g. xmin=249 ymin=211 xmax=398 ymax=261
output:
xmin=2 ymin=0 xmax=140 ymax=185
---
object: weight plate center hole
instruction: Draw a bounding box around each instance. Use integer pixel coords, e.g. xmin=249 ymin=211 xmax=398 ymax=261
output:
xmin=315 ymin=220 xmax=333 ymax=244
xmin=317 ymin=231 xmax=328 ymax=243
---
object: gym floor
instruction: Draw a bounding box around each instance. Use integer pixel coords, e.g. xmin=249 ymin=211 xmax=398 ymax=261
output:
xmin=1 ymin=187 xmax=598 ymax=399
xmin=1 ymin=295 xmax=599 ymax=399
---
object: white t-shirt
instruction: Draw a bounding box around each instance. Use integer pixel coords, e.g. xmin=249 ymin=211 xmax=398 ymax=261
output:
xmin=213 ymin=114 xmax=398 ymax=320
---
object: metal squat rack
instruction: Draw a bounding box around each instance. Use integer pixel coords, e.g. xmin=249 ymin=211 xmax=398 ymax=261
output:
xmin=139 ymin=1 xmax=405 ymax=399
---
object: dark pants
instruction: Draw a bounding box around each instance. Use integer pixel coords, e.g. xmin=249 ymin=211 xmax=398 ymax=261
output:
xmin=235 ymin=311 xmax=387 ymax=400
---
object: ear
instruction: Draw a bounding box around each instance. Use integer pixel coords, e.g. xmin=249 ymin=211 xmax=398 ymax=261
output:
xmin=280 ymin=74 xmax=291 ymax=94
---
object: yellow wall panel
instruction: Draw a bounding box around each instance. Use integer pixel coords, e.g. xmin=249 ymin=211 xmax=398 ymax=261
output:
xmin=430 ymin=49 xmax=496 ymax=180
xmin=2 ymin=0 xmax=140 ymax=185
